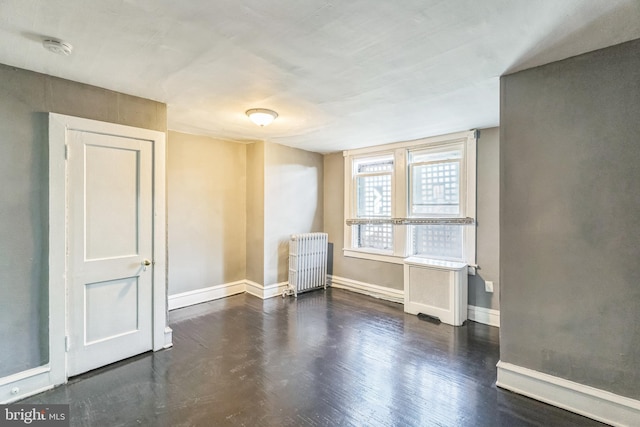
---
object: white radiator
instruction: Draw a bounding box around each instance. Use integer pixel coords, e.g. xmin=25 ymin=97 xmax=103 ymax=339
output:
xmin=284 ymin=233 xmax=328 ymax=297
xmin=403 ymin=257 xmax=468 ymax=326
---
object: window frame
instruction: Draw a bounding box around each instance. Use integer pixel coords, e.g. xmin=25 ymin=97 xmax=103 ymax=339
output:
xmin=343 ymin=130 xmax=477 ymax=271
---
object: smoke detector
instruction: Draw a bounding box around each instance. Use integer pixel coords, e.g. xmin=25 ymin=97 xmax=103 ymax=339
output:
xmin=43 ymin=39 xmax=73 ymax=56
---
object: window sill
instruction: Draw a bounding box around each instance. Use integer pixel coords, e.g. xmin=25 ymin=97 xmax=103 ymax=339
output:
xmin=343 ymin=249 xmax=477 ymax=274
xmin=343 ymin=249 xmax=405 ymax=265
xmin=403 ymin=256 xmax=467 ymax=270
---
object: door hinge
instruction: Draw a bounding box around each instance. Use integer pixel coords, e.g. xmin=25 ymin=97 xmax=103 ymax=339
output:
xmin=65 ymin=336 xmax=70 ymax=352
xmin=64 ymin=144 xmax=69 ymax=160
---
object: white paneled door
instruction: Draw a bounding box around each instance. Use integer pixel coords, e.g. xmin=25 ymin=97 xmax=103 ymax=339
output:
xmin=66 ymin=130 xmax=153 ymax=377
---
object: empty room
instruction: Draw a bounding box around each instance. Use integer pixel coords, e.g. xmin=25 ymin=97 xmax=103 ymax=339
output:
xmin=1 ymin=1 xmax=639 ymax=426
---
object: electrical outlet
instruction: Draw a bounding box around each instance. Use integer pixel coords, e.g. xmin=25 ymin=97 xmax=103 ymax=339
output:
xmin=485 ymin=280 xmax=494 ymax=293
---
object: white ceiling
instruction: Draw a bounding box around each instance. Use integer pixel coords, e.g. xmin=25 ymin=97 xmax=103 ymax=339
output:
xmin=1 ymin=1 xmax=639 ymax=153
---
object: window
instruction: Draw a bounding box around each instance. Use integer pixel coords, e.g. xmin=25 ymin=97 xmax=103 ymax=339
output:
xmin=409 ymin=147 xmax=462 ymax=216
xmin=352 ymin=155 xmax=393 ymax=251
xmin=408 ymin=143 xmax=469 ymax=262
xmin=343 ymin=130 xmax=477 ymax=268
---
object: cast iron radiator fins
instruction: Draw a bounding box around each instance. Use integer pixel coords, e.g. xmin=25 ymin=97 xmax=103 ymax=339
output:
xmin=284 ymin=233 xmax=328 ymax=298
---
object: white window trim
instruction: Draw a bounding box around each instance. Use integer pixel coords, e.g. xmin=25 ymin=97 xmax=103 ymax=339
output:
xmin=343 ymin=248 xmax=404 ymax=264
xmin=343 ymin=130 xmax=477 ymax=270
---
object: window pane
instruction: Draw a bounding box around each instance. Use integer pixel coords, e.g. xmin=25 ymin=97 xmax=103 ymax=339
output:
xmin=411 ymin=161 xmax=460 ymax=215
xmin=356 ymin=174 xmax=391 ymax=217
xmin=412 ymin=225 xmax=463 ymax=260
xmin=354 ymin=224 xmax=393 ymax=251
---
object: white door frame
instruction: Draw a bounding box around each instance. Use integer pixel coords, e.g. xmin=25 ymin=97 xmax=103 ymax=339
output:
xmin=48 ymin=113 xmax=170 ymax=385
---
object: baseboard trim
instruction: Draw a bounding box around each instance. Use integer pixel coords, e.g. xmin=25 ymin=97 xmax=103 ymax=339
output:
xmin=169 ymin=280 xmax=290 ymax=310
xmin=328 ymin=275 xmax=500 ymax=326
xmin=264 ymin=282 xmax=289 ymax=299
xmin=167 ymin=280 xmax=499 ymax=328
xmin=246 ymin=281 xmax=288 ymax=299
xmin=0 ymin=366 xmax=56 ymax=404
xmin=168 ymin=280 xmax=246 ymax=310
xmin=467 ymin=305 xmax=500 ymax=327
xmin=497 ymin=361 xmax=640 ymax=427
xmin=163 ymin=327 xmax=173 ymax=349
xmin=328 ymin=275 xmax=404 ymax=304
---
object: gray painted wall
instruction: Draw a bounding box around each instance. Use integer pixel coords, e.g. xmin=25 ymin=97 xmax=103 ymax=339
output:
xmin=167 ymin=131 xmax=246 ymax=296
xmin=264 ymin=142 xmax=324 ymax=285
xmin=500 ymin=39 xmax=640 ymax=399
xmin=0 ymin=64 xmax=166 ymax=379
xmin=469 ymin=127 xmax=500 ymax=310
xmin=323 ymin=127 xmax=501 ymax=309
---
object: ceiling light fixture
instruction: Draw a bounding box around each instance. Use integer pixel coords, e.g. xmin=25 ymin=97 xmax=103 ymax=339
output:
xmin=246 ymin=108 xmax=278 ymax=127
xmin=43 ymin=39 xmax=73 ymax=56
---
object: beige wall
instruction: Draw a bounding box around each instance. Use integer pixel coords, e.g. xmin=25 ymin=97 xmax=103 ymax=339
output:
xmin=264 ymin=142 xmax=324 ymax=285
xmin=246 ymin=141 xmax=265 ymax=284
xmin=323 ymin=127 xmax=500 ymax=309
xmin=0 ymin=63 xmax=166 ymax=378
xmin=167 ymin=131 xmax=247 ymax=295
xmin=167 ymin=138 xmax=323 ymax=291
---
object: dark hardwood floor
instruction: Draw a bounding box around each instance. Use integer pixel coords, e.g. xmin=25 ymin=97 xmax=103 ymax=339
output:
xmin=24 ymin=288 xmax=605 ymax=426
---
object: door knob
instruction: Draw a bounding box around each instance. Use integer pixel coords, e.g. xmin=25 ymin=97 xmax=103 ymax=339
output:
xmin=142 ymin=259 xmax=151 ymax=271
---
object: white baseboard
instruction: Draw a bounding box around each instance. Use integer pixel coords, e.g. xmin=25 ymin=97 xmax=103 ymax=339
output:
xmin=244 ymin=280 xmax=263 ymax=298
xmin=163 ymin=327 xmax=173 ymax=348
xmin=168 ymin=280 xmax=246 ymax=310
xmin=246 ymin=281 xmax=288 ymax=299
xmin=497 ymin=361 xmax=640 ymax=427
xmin=0 ymin=366 xmax=56 ymax=404
xmin=328 ymin=275 xmax=499 ymax=326
xmin=264 ymin=282 xmax=289 ymax=299
xmin=169 ymin=280 xmax=290 ymax=310
xmin=467 ymin=305 xmax=500 ymax=327
xmin=328 ymin=275 xmax=404 ymax=304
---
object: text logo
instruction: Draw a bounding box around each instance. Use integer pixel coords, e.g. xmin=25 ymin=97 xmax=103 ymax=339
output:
xmin=0 ymin=405 xmax=69 ymax=427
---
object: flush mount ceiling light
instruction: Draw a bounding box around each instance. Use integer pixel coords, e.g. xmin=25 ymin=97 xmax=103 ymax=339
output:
xmin=43 ymin=39 xmax=73 ymax=56
xmin=246 ymin=108 xmax=278 ymax=127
